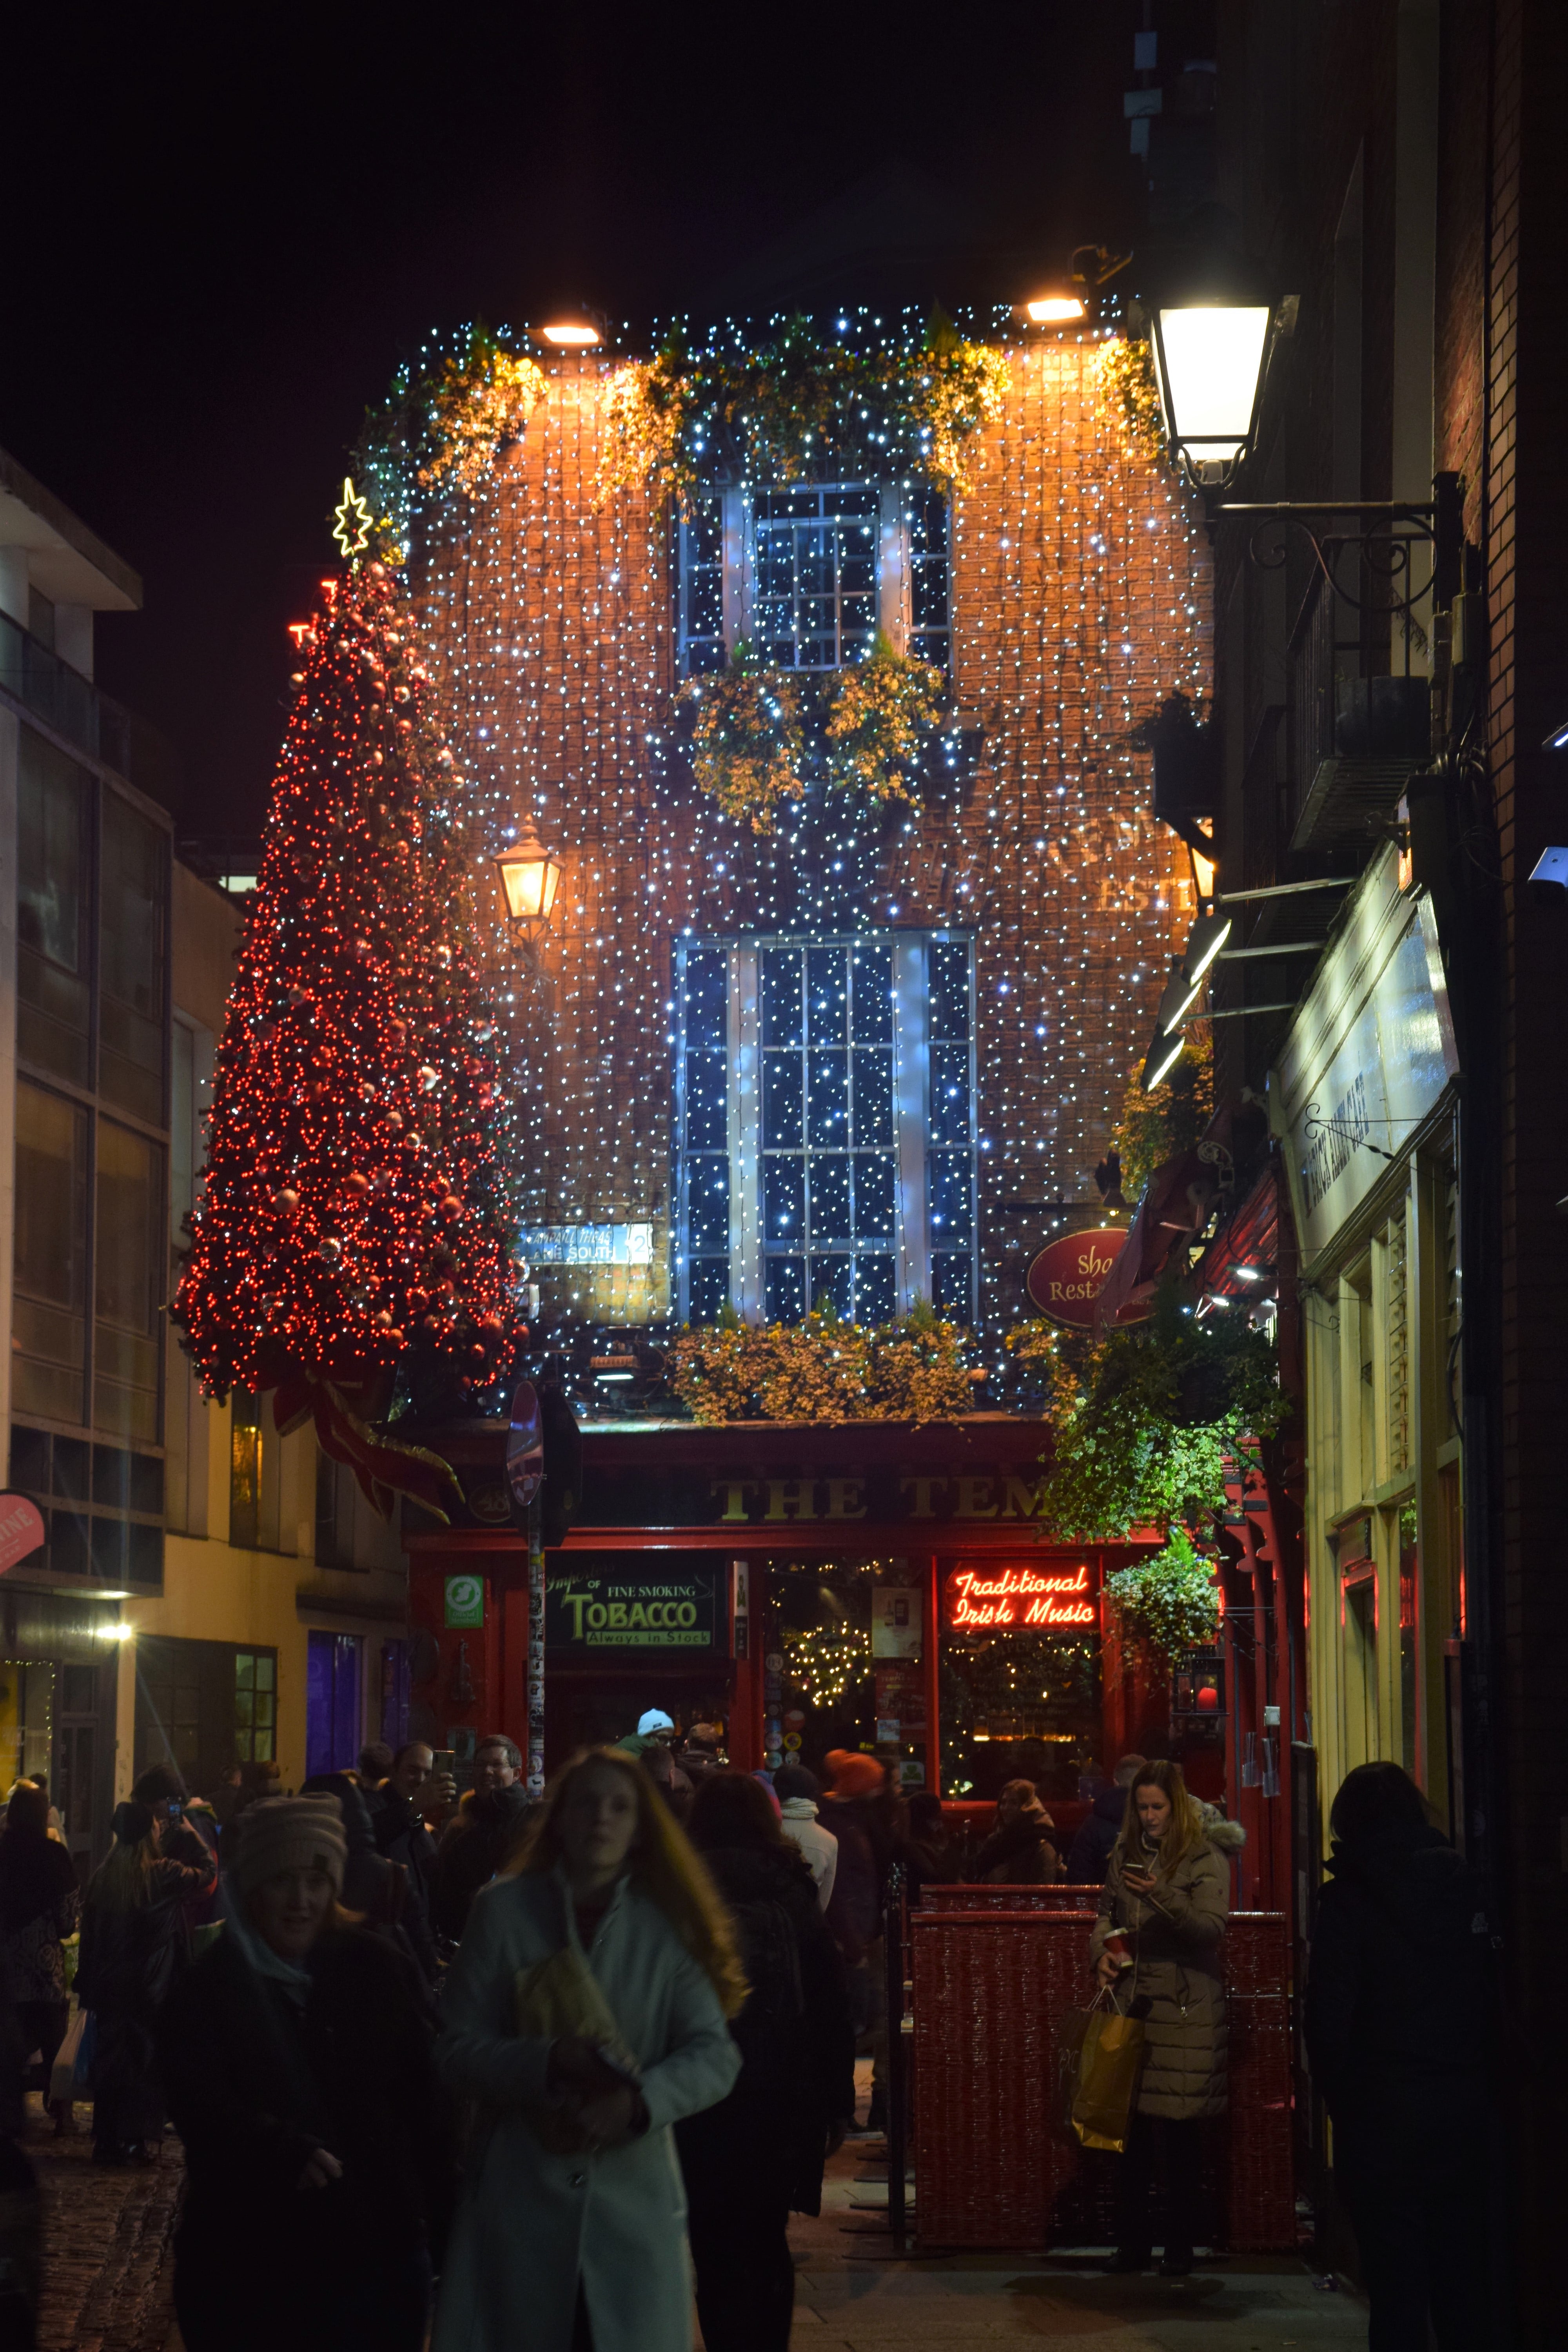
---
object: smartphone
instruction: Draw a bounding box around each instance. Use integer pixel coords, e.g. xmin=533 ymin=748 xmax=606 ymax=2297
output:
xmin=167 ymin=1800 xmax=183 ymax=1820
xmin=432 ymin=1749 xmax=456 ymax=1780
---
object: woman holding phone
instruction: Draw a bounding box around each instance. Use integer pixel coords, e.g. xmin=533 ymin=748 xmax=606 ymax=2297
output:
xmin=1089 ymin=1758 xmax=1229 ymax=2276
xmin=432 ymin=1748 xmax=744 ymax=2352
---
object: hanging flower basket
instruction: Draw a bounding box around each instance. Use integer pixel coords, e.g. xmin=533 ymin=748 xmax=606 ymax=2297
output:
xmin=824 ymin=635 xmax=948 ymax=806
xmin=678 ymin=645 xmax=805 ymax=834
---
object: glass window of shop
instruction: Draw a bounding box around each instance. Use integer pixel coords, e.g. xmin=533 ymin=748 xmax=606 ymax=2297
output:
xmin=95 ymin=1120 xmax=164 ymax=1445
xmin=13 ymin=1081 xmax=89 ymax=1425
xmin=16 ymin=731 xmax=91 ymax=1087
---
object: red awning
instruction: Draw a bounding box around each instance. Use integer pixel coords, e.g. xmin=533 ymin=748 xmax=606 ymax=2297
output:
xmin=1092 ymin=1147 xmax=1223 ymax=1330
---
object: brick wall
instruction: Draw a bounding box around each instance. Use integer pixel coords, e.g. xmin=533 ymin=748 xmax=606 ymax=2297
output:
xmin=412 ymin=337 xmax=1209 ymax=1337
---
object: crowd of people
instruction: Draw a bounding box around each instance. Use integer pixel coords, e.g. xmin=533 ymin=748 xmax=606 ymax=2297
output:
xmin=0 ymin=1713 xmax=1494 ymax=2352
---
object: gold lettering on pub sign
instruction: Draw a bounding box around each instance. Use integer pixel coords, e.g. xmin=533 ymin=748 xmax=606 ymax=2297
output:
xmin=709 ymin=1475 xmax=1047 ymax=1523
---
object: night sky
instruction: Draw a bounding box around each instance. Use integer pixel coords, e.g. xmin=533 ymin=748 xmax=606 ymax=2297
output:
xmin=6 ymin=5 xmax=1134 ymax=844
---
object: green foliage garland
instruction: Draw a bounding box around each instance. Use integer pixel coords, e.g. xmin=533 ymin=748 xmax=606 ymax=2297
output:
xmin=601 ymin=316 xmax=1010 ymax=512
xmin=670 ymin=1299 xmax=975 ymax=1426
xmin=1006 ymin=1283 xmax=1287 ymax=1538
xmin=1104 ymin=1526 xmax=1222 ymax=1662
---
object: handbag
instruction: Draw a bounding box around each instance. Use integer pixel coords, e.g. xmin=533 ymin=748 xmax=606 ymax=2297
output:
xmin=1063 ymin=1987 xmax=1145 ymax=2154
xmin=514 ymin=1945 xmax=639 ymax=2152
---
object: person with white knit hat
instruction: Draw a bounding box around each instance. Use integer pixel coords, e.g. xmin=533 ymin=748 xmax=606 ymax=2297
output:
xmin=159 ymin=1793 xmax=449 ymax=2352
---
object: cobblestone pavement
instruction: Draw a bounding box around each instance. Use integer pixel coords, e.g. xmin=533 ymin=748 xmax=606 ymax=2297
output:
xmin=29 ymin=2103 xmax=179 ymax=2352
xmin=29 ymin=2088 xmax=1372 ymax=2352
xmin=784 ymin=2132 xmax=1371 ymax=2352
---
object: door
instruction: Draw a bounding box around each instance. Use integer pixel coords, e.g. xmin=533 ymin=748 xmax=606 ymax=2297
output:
xmin=306 ymin=1631 xmax=362 ymax=1777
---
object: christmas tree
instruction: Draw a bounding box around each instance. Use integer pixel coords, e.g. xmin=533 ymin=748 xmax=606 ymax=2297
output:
xmin=173 ymin=550 xmax=521 ymax=1504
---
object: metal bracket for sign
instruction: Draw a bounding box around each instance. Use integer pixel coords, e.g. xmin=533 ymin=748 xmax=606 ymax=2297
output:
xmin=1216 ymin=475 xmax=1463 ymax=621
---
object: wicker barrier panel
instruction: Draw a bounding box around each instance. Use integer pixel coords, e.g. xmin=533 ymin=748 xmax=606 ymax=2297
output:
xmin=910 ymin=1908 xmax=1294 ymax=2253
xmin=918 ymin=1884 xmax=1103 ymax=1910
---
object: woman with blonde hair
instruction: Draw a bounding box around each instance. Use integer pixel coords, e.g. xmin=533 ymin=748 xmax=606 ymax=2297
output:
xmin=433 ymin=1747 xmax=744 ymax=2352
xmin=1088 ymin=1756 xmax=1229 ymax=2276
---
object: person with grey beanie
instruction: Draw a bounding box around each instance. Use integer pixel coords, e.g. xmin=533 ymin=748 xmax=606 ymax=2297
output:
xmin=773 ymin=1765 xmax=838 ymax=1909
xmin=159 ymin=1795 xmax=449 ymax=2352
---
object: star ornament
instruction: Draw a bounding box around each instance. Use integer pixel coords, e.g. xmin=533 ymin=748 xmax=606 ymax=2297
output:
xmin=332 ymin=476 xmax=372 ymax=560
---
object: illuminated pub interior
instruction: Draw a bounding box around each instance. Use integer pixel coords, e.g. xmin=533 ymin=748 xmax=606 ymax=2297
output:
xmin=392 ymin=303 xmax=1216 ymax=1809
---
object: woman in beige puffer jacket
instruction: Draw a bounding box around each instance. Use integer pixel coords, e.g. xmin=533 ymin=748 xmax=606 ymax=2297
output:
xmin=1087 ymin=1760 xmax=1230 ymax=2274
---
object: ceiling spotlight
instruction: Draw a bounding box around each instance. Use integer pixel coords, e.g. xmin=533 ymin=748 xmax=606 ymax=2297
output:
xmin=1141 ymin=1027 xmax=1186 ymax=1093
xmin=1025 ymin=294 xmax=1088 ymax=325
xmin=532 ymin=309 xmax=603 ymax=348
xmin=1544 ymin=720 xmax=1568 ymax=753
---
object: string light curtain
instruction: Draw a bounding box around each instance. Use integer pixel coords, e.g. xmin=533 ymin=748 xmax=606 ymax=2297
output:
xmin=405 ymin=314 xmax=1209 ymax=1345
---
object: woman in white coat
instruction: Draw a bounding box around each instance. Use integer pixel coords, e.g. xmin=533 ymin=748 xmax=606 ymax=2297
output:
xmin=432 ymin=1748 xmax=745 ymax=2352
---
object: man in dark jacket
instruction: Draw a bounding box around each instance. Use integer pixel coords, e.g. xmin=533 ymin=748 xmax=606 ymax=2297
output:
xmin=432 ymin=1735 xmax=532 ymax=1942
xmin=365 ymin=1744 xmax=443 ymax=1983
xmin=1304 ymin=1761 xmax=1496 ymax=2350
xmin=1065 ymin=1754 xmax=1146 ymax=1884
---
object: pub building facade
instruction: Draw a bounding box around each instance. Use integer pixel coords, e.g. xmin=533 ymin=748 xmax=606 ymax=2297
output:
xmin=393 ymin=311 xmax=1211 ymax=1803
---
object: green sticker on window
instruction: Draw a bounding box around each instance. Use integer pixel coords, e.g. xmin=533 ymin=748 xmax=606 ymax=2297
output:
xmin=444 ymin=1572 xmax=484 ymax=1629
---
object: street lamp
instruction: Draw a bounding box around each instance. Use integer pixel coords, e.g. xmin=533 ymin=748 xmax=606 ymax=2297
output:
xmin=1149 ymin=302 xmax=1272 ymax=487
xmin=493 ymin=828 xmax=563 ymax=943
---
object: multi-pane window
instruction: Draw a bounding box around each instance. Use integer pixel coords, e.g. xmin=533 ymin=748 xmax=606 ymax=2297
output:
xmin=230 ymin=1388 xmax=283 ymax=1552
xmin=674 ymin=485 xmax=952 ymax=680
xmin=13 ymin=1081 xmax=89 ymax=1425
xmin=759 ymin=941 xmax=897 ymax=1324
xmin=675 ymin=933 xmax=976 ymax=1326
xmin=235 ymin=1648 xmax=278 ymax=1764
xmin=753 ymin=486 xmax=879 ymax=670
xmin=909 ymin=492 xmax=951 ymax=671
xmin=100 ymin=795 xmax=167 ymax=1125
xmin=17 ymin=732 xmax=91 ymax=1086
xmin=678 ymin=495 xmax=726 ymax=677
xmin=95 ymin=1120 xmax=163 ymax=1444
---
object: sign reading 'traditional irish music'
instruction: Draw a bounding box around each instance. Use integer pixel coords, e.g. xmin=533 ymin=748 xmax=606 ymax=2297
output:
xmin=945 ymin=1562 xmax=1098 ymax=1632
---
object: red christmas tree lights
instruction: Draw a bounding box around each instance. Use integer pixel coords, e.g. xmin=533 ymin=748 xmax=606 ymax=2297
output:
xmin=173 ymin=559 xmax=521 ymax=1464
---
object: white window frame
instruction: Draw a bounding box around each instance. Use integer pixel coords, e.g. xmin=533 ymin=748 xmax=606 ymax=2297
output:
xmin=676 ymin=485 xmax=950 ymax=677
xmin=673 ymin=932 xmax=976 ymax=1326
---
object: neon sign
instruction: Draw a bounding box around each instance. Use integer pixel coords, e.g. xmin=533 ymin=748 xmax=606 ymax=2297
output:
xmin=946 ymin=1563 xmax=1098 ymax=1631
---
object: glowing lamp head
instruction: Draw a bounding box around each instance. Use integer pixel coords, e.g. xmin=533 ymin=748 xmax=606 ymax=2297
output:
xmin=1025 ymin=293 xmax=1088 ymax=325
xmin=493 ymin=831 xmax=563 ymax=928
xmin=534 ymin=314 xmax=602 ymax=348
xmin=1149 ymin=302 xmax=1272 ymax=486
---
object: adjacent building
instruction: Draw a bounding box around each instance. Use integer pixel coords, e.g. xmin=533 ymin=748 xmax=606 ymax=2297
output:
xmin=0 ymin=446 xmax=409 ymax=1849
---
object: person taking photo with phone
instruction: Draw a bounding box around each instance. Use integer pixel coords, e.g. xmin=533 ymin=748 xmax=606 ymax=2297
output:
xmin=1089 ymin=1757 xmax=1229 ymax=2276
xmin=431 ymin=1748 xmax=743 ymax=2352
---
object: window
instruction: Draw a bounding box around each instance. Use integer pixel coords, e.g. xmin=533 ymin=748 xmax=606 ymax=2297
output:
xmin=7 ymin=1425 xmax=162 ymax=1588
xmin=134 ymin=1637 xmax=276 ymax=1791
xmin=16 ymin=730 xmax=91 ymax=1087
xmin=753 ymin=485 xmax=879 ymax=670
xmin=674 ymin=933 xmax=976 ymax=1325
xmin=99 ymin=791 xmax=167 ymax=1125
xmin=230 ymin=1388 xmax=283 ymax=1552
xmin=95 ymin=1120 xmax=163 ymax=1443
xmin=675 ymin=484 xmax=951 ymax=679
xmin=13 ymin=1081 xmax=89 ymax=1424
xmin=234 ymin=1648 xmax=277 ymax=1763
xmin=909 ymin=491 xmax=951 ymax=671
xmin=678 ymin=495 xmax=726 ymax=677
xmin=306 ymin=1631 xmax=361 ymax=1777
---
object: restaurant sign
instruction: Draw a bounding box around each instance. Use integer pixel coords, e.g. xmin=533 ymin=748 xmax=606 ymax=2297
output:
xmin=945 ymin=1561 xmax=1098 ymax=1632
xmin=1025 ymin=1228 xmax=1130 ymax=1328
xmin=1273 ymin=846 xmax=1458 ymax=1263
xmin=547 ymin=1563 xmax=725 ymax=1655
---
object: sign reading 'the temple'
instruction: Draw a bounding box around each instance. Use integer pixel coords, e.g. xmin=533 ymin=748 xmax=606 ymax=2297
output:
xmin=546 ymin=1564 xmax=724 ymax=1654
xmin=945 ymin=1561 xmax=1098 ymax=1632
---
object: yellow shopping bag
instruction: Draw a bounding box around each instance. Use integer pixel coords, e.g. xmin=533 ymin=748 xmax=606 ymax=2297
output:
xmin=514 ymin=1946 xmax=639 ymax=2152
xmin=1067 ymin=1992 xmax=1145 ymax=2154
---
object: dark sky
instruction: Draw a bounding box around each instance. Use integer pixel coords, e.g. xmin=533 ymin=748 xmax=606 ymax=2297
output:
xmin=5 ymin=4 xmax=1136 ymax=843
